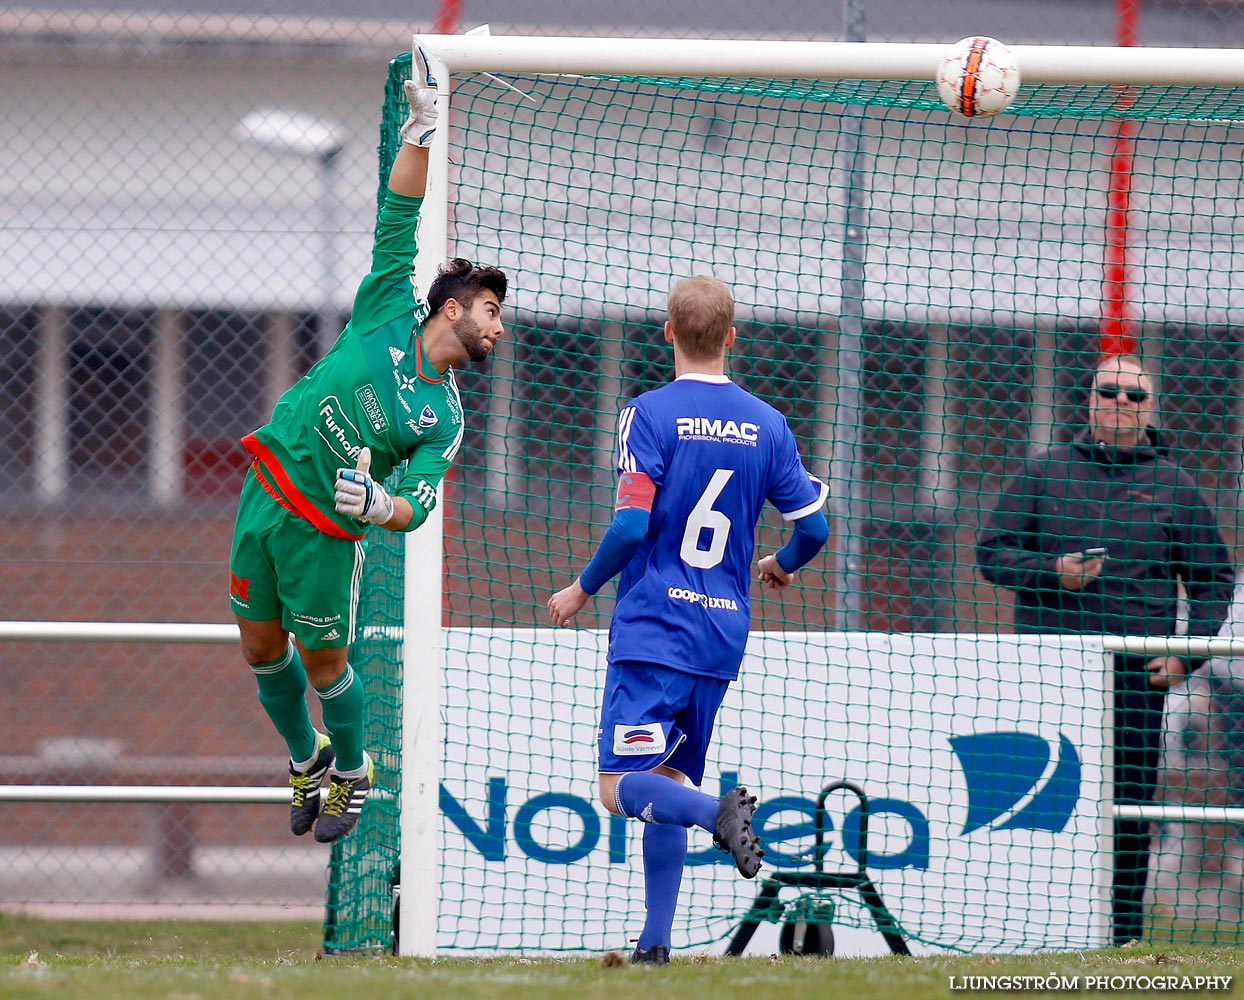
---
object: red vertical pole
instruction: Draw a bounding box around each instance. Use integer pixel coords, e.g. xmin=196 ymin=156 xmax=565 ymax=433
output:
xmin=433 ymin=0 xmax=462 ymax=34
xmin=1100 ymin=0 xmax=1140 ymax=358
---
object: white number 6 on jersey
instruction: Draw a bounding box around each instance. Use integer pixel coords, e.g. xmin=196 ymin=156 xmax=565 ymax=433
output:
xmin=680 ymin=469 xmax=734 ymax=569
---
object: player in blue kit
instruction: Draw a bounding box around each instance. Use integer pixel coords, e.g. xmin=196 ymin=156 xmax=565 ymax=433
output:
xmin=547 ymin=275 xmax=829 ymax=966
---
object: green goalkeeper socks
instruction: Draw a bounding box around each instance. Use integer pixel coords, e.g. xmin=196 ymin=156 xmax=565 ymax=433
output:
xmin=315 ymin=664 xmax=366 ymax=773
xmin=251 ymin=643 xmax=316 ymax=764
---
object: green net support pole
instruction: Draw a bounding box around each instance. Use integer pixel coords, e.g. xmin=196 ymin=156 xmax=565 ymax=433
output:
xmin=322 ymin=52 xmax=418 ymax=955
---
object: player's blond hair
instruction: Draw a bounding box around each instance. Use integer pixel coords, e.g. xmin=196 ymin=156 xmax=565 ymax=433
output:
xmin=668 ymin=275 xmax=734 ymax=361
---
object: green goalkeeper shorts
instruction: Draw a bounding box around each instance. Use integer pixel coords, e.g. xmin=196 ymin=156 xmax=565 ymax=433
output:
xmin=228 ymin=471 xmax=366 ymax=650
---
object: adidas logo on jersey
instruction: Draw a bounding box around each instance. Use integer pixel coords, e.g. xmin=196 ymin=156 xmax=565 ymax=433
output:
xmin=322 ymin=629 xmax=341 ymax=641
xmin=389 ymin=346 xmax=406 ymax=365
xmin=676 ymin=417 xmax=760 ymax=443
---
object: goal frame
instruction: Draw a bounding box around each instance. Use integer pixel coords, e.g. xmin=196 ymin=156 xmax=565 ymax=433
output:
xmin=398 ymin=33 xmax=1244 ymax=957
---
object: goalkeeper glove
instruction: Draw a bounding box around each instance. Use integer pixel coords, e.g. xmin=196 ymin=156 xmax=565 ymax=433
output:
xmin=399 ymin=46 xmax=439 ymax=147
xmin=335 ymin=447 xmax=395 ymax=525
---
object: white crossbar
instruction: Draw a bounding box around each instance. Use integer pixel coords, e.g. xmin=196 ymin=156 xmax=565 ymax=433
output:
xmin=414 ymin=34 xmax=1244 ymax=87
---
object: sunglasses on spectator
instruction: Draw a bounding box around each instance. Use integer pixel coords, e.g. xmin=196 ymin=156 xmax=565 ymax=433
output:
xmin=1096 ymin=384 xmax=1148 ymax=404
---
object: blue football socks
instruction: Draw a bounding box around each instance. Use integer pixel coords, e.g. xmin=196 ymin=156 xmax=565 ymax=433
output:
xmin=615 ymin=771 xmax=718 ymax=832
xmin=636 ymin=823 xmax=688 ymax=952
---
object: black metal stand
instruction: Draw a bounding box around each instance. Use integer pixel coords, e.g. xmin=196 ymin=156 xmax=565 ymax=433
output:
xmin=725 ymin=779 xmax=910 ymax=956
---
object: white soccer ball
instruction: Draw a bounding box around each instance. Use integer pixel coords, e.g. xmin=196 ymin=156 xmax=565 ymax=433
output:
xmin=936 ymin=36 xmax=1021 ymax=118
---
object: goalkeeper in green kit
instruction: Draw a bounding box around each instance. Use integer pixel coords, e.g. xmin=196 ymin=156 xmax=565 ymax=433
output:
xmin=228 ymin=52 xmax=508 ymax=843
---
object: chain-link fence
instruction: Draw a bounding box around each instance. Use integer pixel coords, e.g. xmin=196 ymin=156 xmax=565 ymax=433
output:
xmin=2 ymin=0 xmax=1244 ymax=943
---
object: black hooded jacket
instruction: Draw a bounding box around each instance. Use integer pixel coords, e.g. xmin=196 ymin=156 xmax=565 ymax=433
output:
xmin=976 ymin=429 xmax=1235 ymax=642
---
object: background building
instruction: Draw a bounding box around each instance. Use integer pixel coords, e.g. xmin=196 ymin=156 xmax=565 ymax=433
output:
xmin=1 ymin=0 xmax=1241 ymax=935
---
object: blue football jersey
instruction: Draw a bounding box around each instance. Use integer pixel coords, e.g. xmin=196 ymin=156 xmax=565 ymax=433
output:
xmin=607 ymin=373 xmax=826 ymax=680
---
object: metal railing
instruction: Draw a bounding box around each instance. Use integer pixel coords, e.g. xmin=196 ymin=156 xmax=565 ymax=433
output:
xmin=2 ymin=623 xmax=1244 ymax=821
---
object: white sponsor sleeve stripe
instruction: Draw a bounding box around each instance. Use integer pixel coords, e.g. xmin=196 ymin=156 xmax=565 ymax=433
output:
xmin=441 ymin=375 xmax=465 ymax=461
xmin=780 ymin=478 xmax=829 ymax=521
xmin=617 ymin=406 xmax=636 ymax=473
xmin=442 ymin=420 xmax=464 ymax=461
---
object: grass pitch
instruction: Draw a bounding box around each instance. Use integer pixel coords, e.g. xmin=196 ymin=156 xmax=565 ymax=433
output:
xmin=2 ymin=912 xmax=1243 ymax=1000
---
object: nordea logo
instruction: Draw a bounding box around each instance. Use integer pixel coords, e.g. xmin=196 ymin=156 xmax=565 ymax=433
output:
xmin=950 ymin=731 xmax=1081 ymax=836
xmin=440 ymin=731 xmax=1082 ymax=871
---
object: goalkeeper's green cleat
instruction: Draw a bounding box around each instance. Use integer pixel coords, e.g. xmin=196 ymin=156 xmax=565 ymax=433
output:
xmin=288 ymin=731 xmax=334 ymax=836
xmin=314 ymin=754 xmax=375 ymax=843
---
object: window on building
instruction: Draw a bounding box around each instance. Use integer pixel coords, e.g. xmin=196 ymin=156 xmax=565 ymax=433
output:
xmin=731 ymin=318 xmax=821 ymax=451
xmin=181 ymin=310 xmax=268 ymax=498
xmin=450 ymin=361 xmax=495 ymax=498
xmin=512 ymin=314 xmax=601 ymax=508
xmin=66 ymin=306 xmax=153 ymax=496
xmin=619 ymin=317 xmax=673 ymax=400
xmin=1047 ymin=325 xmax=1100 ymax=444
xmin=0 ymin=307 xmax=39 ymax=492
xmin=861 ymin=319 xmax=928 ymax=502
xmin=1158 ymin=323 xmax=1242 ymax=503
xmin=947 ymin=324 xmax=1036 ymax=515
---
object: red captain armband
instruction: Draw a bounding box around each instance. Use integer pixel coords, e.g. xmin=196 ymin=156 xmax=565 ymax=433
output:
xmin=615 ymin=471 xmax=656 ymax=512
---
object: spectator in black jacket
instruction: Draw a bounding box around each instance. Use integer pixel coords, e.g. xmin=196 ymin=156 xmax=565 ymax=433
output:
xmin=977 ymin=354 xmax=1236 ymax=947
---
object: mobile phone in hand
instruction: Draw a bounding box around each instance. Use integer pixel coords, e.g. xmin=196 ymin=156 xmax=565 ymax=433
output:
xmin=1084 ymin=547 xmax=1108 ymax=559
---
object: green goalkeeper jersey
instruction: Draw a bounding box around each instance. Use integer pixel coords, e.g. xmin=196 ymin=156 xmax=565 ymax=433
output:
xmin=242 ymin=190 xmax=462 ymax=541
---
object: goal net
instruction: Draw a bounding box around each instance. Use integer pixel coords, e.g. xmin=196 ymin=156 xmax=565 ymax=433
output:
xmin=324 ymin=40 xmax=1244 ymax=955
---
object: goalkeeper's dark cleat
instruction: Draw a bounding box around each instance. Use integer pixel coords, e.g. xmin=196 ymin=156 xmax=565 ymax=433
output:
xmin=288 ymin=731 xmax=334 ymax=837
xmin=314 ymin=754 xmax=375 ymax=843
xmin=713 ymin=786 xmax=764 ymax=879
xmin=630 ymin=945 xmax=671 ymax=966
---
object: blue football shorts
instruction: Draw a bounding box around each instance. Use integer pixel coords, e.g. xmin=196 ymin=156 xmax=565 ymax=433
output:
xmin=597 ymin=659 xmax=730 ymax=786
